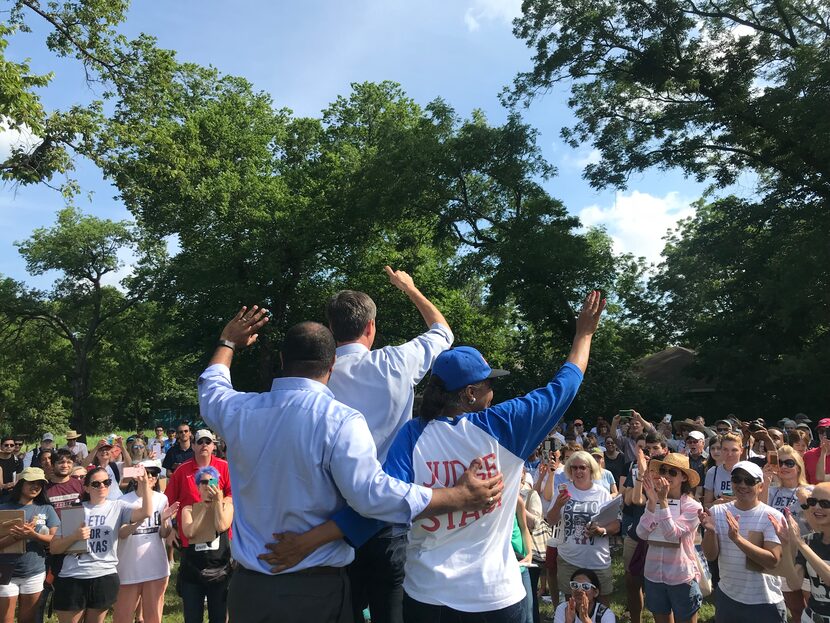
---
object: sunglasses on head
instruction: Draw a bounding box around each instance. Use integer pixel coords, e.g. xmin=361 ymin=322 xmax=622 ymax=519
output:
xmin=801 ymin=497 xmax=830 ymax=510
xmin=779 ymin=459 xmax=797 ymax=468
xmin=196 ymin=438 xmax=213 ymax=445
xmin=89 ymin=479 xmax=112 ymax=489
xmin=569 ymin=581 xmax=596 ymax=592
xmin=658 ymin=466 xmax=681 ymax=478
xmin=731 ymin=474 xmax=760 ymax=487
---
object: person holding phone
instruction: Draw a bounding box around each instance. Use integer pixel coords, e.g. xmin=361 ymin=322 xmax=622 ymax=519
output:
xmin=112 ymin=460 xmax=179 ymax=623
xmin=177 ymin=465 xmax=234 ymax=623
xmin=50 ymin=466 xmax=153 ymax=623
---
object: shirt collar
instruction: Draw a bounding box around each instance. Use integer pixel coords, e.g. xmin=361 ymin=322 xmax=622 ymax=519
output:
xmin=335 ymin=343 xmax=369 ymax=356
xmin=271 ymin=376 xmax=334 ymax=398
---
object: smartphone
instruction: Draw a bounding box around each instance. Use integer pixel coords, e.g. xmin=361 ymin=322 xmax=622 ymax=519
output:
xmin=558 ymin=483 xmax=569 ymax=493
xmin=208 ymin=478 xmax=218 ymax=487
xmin=122 ymin=466 xmax=141 ymax=479
xmin=767 ymin=451 xmax=779 ymax=468
xmin=619 ymin=409 xmax=633 ymax=417
xmin=749 ymin=422 xmax=763 ymax=433
xmin=543 ymin=439 xmax=553 ymax=453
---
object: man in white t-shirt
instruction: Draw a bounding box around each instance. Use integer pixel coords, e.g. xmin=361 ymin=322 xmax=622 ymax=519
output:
xmin=700 ymin=460 xmax=786 ymax=623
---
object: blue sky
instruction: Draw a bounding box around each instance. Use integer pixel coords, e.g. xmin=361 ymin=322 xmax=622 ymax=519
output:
xmin=0 ymin=0 xmax=713 ymax=287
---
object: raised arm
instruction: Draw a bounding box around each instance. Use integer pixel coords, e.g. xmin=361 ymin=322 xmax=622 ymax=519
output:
xmin=565 ymin=290 xmax=606 ymax=374
xmin=129 ymin=468 xmax=153 ymax=524
xmin=384 ymin=265 xmax=449 ymax=330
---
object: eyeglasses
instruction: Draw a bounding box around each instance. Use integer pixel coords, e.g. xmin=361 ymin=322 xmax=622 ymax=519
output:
xmin=89 ymin=479 xmax=112 ymax=489
xmin=196 ymin=438 xmax=213 ymax=445
xmin=716 ymin=428 xmax=731 ymax=434
xmin=780 ymin=459 xmax=797 ymax=468
xmin=569 ymin=581 xmax=596 ymax=592
xmin=70 ymin=474 xmax=85 ymax=480
xmin=658 ymin=466 xmax=681 ymax=478
xmin=731 ymin=474 xmax=760 ymax=486
xmin=570 ymin=464 xmax=589 ymax=471
xmin=802 ymin=497 xmax=830 ymax=510
xmin=132 ymin=445 xmax=145 ymax=450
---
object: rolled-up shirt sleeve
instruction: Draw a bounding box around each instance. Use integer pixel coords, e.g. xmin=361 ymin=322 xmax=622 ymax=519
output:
xmin=328 ymin=412 xmax=432 ymax=524
xmin=390 ymin=323 xmax=453 ymax=382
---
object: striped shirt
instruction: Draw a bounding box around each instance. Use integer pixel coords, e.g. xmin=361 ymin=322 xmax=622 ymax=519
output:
xmin=636 ymin=495 xmax=702 ymax=585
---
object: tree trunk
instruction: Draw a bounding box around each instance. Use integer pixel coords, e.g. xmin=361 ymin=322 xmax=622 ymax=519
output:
xmin=70 ymin=348 xmax=91 ymax=442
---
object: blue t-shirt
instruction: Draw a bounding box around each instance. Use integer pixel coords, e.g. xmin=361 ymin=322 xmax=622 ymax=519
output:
xmin=0 ymin=502 xmax=59 ymax=577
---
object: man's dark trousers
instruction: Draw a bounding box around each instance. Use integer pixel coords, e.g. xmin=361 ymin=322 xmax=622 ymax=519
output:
xmin=348 ymin=526 xmax=407 ymax=623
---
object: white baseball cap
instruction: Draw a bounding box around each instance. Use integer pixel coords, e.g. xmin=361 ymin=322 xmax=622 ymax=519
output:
xmin=731 ymin=460 xmax=763 ymax=481
xmin=194 ymin=429 xmax=215 ymax=443
xmin=686 ymin=431 xmax=705 ymax=441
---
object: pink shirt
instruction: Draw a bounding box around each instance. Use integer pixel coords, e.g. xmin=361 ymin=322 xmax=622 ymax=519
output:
xmin=636 ymin=494 xmax=702 ymax=585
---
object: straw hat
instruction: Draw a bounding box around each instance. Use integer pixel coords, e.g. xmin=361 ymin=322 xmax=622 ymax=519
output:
xmin=647 ymin=452 xmax=700 ymax=488
xmin=673 ymin=418 xmax=705 ymax=434
xmin=65 ymin=430 xmax=81 ymax=440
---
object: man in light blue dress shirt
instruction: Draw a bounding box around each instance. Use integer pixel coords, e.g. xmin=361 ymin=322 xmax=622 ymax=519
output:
xmin=199 ymin=308 xmax=502 ymax=623
xmin=325 ymin=266 xmax=453 ymax=623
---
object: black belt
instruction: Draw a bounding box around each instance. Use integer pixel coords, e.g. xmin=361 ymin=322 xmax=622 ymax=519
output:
xmin=806 ymin=607 xmax=830 ymax=623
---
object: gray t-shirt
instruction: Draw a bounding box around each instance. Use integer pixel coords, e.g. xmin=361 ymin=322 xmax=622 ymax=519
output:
xmin=0 ymin=502 xmax=59 ymax=577
xmin=58 ymin=499 xmax=133 ymax=579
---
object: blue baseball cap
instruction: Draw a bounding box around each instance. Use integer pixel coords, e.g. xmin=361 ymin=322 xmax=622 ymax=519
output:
xmin=432 ymin=346 xmax=509 ymax=392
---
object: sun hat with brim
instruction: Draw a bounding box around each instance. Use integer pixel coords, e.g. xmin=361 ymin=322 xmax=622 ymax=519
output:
xmin=17 ymin=467 xmax=48 ymax=484
xmin=647 ymin=453 xmax=700 ymax=488
xmin=794 ymin=413 xmax=812 ymax=424
xmin=432 ymin=346 xmax=509 ymax=392
xmin=713 ymin=419 xmax=732 ymax=428
xmin=673 ymin=418 xmax=705 ymax=434
xmin=65 ymin=430 xmax=81 ymax=440
xmin=139 ymin=459 xmax=162 ymax=471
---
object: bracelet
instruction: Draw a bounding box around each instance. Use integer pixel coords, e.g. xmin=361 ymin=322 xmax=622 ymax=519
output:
xmin=217 ymin=339 xmax=236 ymax=352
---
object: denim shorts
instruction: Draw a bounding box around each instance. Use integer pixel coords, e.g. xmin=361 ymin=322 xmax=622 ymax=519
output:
xmin=644 ymin=577 xmax=702 ymax=620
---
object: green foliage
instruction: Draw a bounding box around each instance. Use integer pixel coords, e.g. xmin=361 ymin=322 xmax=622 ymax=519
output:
xmin=509 ymin=0 xmax=830 ymax=203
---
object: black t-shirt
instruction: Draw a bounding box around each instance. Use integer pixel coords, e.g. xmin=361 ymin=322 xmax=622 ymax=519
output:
xmin=605 ymin=453 xmax=626 ymax=488
xmin=621 ymin=461 xmax=646 ymax=540
xmin=180 ymin=530 xmax=231 ymax=583
xmin=797 ymin=532 xmax=830 ymax=616
xmin=162 ymin=444 xmax=194 ymax=472
xmin=0 ymin=456 xmax=21 ymax=484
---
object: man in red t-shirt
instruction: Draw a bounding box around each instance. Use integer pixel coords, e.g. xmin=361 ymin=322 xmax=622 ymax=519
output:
xmin=165 ymin=429 xmax=232 ymax=547
xmin=802 ymin=418 xmax=830 ymax=484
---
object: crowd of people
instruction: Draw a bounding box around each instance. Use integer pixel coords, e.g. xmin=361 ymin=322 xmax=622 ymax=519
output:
xmin=0 ymin=267 xmax=828 ymax=623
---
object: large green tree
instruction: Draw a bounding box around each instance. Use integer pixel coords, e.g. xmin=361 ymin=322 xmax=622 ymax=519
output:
xmin=0 ymin=206 xmax=166 ymax=432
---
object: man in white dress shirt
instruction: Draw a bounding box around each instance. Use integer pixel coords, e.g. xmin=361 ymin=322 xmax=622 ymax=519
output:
xmin=199 ymin=308 xmax=502 ymax=623
xmin=325 ymin=266 xmax=453 ymax=623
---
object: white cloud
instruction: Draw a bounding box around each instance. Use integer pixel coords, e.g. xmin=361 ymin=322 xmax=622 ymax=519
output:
xmin=562 ymin=147 xmax=601 ymax=169
xmin=578 ymin=190 xmax=695 ymax=266
xmin=464 ymin=0 xmax=522 ymax=32
xmin=0 ymin=120 xmax=41 ymax=163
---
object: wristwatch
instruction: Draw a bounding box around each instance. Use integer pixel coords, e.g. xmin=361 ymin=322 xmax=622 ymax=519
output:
xmin=217 ymin=339 xmax=236 ymax=352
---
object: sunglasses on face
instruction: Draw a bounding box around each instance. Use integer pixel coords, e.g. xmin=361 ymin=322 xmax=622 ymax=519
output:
xmin=89 ymin=479 xmax=112 ymax=489
xmin=779 ymin=459 xmax=797 ymax=468
xmin=132 ymin=445 xmax=145 ymax=450
xmin=716 ymin=428 xmax=730 ymax=434
xmin=569 ymin=581 xmax=596 ymax=592
xmin=731 ymin=474 xmax=760 ymax=487
xmin=802 ymin=497 xmax=830 ymax=510
xmin=196 ymin=438 xmax=213 ymax=445
xmin=199 ymin=479 xmax=213 ymax=486
xmin=658 ymin=466 xmax=681 ymax=478
xmin=1 ymin=443 xmax=15 ymax=448
xmin=177 ymin=430 xmax=189 ymax=435
xmin=570 ymin=464 xmax=589 ymax=471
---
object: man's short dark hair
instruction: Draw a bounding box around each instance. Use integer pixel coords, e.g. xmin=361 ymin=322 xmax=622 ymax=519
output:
xmin=54 ymin=448 xmax=74 ymax=462
xmin=326 ymin=290 xmax=376 ymax=342
xmin=282 ymin=322 xmax=336 ymax=379
xmin=645 ymin=432 xmax=668 ymax=447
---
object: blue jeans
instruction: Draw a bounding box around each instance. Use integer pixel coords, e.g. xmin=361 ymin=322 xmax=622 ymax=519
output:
xmin=403 ymin=592 xmax=525 ymax=623
xmin=520 ymin=570 xmax=533 ymax=623
xmin=644 ymin=578 xmax=702 ymax=621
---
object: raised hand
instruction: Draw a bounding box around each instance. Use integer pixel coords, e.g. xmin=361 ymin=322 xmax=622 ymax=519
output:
xmin=384 ymin=265 xmax=416 ymax=293
xmin=162 ymin=501 xmax=180 ymax=522
xmin=725 ymin=510 xmax=741 ymax=542
xmin=698 ymin=509 xmax=716 ymax=532
xmin=220 ymin=305 xmax=270 ymax=349
xmin=654 ymin=476 xmax=670 ymax=502
xmin=564 ymin=596 xmax=577 ymax=623
xmin=575 ymin=290 xmax=606 ymax=337
xmin=574 ymin=590 xmax=590 ymax=618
